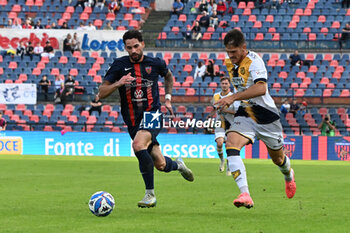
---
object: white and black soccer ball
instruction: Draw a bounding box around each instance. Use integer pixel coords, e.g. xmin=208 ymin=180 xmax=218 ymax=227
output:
xmin=89 ymin=191 xmax=115 ymax=217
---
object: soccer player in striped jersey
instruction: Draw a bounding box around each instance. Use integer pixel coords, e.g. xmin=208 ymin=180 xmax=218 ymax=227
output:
xmin=209 ymin=77 xmax=239 ymax=174
xmin=99 ymin=30 xmax=194 ymax=208
xmin=215 ymin=29 xmax=296 ymax=208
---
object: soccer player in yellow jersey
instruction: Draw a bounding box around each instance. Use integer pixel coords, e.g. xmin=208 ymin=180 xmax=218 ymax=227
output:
xmin=215 ymin=29 xmax=296 ymax=208
xmin=209 ymin=77 xmax=239 ymax=173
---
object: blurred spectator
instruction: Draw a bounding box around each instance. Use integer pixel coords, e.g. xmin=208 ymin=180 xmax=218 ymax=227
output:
xmin=340 ymin=22 xmax=350 ymax=49
xmin=54 ymin=75 xmax=64 ymax=93
xmin=299 ymin=100 xmax=308 ymax=115
xmin=54 ymin=83 xmax=71 ymax=105
xmin=34 ymin=19 xmax=43 ymax=29
xmin=45 ymin=19 xmax=51 ymax=29
xmin=318 ymin=114 xmax=336 ymax=136
xmin=63 ymin=34 xmax=73 ymax=53
xmin=104 ymin=21 xmax=113 ymax=30
xmin=77 ymin=22 xmax=86 ymax=30
xmin=75 ymin=0 xmax=87 ymax=10
xmin=191 ymin=21 xmax=202 ymax=40
xmin=209 ymin=10 xmax=219 ymax=28
xmin=199 ymin=11 xmax=210 ymax=28
xmin=172 ymin=0 xmax=184 ymax=15
xmin=89 ymin=95 xmax=102 ymax=115
xmin=96 ymin=0 xmax=106 ymax=9
xmin=12 ymin=19 xmax=22 ymax=29
xmin=266 ymin=0 xmax=280 ymax=9
xmin=194 ymin=61 xmax=206 ymax=81
xmin=33 ymin=42 xmax=43 ymax=57
xmin=16 ymin=41 xmax=26 ymax=59
xmin=183 ymin=25 xmax=192 ymax=40
xmin=208 ymin=0 xmax=217 ymax=15
xmin=71 ymin=33 xmax=81 ymax=52
xmin=108 ymin=0 xmax=123 ymax=13
xmin=85 ymin=22 xmax=96 ymax=30
xmin=289 ymin=50 xmax=303 ymax=66
xmin=60 ymin=22 xmax=69 ymax=29
xmin=342 ymin=0 xmax=350 ymax=8
xmin=51 ymin=22 xmax=59 ymax=29
xmin=39 ymin=75 xmax=50 ymax=101
xmin=65 ymin=75 xmax=76 ymax=96
xmin=0 ymin=111 xmax=7 ymax=131
xmin=25 ymin=42 xmax=34 ymax=60
xmin=22 ymin=18 xmax=33 ymax=29
xmin=289 ymin=99 xmax=300 ymax=117
xmin=205 ymin=60 xmax=215 ymax=81
xmin=6 ymin=19 xmax=12 ymax=28
xmin=42 ymin=41 xmax=55 ymax=58
xmin=216 ymin=0 xmax=226 ymax=16
xmin=280 ymin=99 xmax=290 ymax=116
xmin=199 ymin=0 xmax=208 ymax=13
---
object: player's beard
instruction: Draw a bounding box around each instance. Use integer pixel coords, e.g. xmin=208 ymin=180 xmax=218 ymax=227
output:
xmin=131 ymin=52 xmax=142 ymax=63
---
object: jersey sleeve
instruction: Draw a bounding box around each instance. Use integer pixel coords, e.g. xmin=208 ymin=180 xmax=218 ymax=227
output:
xmin=103 ymin=61 xmax=120 ymax=83
xmin=156 ymin=57 xmax=169 ymax=77
xmin=249 ymin=57 xmax=267 ymax=84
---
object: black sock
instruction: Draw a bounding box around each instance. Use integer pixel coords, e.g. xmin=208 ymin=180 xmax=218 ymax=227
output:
xmin=163 ymin=156 xmax=178 ymax=172
xmin=135 ymin=150 xmax=154 ymax=189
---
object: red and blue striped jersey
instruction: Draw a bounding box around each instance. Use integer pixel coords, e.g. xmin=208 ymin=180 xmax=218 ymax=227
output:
xmin=104 ymin=55 xmax=168 ymax=126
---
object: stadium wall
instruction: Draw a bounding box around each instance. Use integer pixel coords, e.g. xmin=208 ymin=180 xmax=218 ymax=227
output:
xmin=0 ymin=132 xmax=349 ymax=161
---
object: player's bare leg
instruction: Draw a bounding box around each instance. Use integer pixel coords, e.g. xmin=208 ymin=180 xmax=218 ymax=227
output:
xmin=216 ymin=137 xmax=226 ymax=172
xmin=225 ymin=132 xmax=254 ymax=208
xmin=151 ymin=145 xmax=194 ymax=182
xmin=268 ymin=147 xmax=296 ymax=199
xmin=133 ymin=130 xmax=157 ymax=208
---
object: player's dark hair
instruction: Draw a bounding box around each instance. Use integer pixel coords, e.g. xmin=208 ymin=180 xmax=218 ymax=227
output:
xmin=220 ymin=76 xmax=230 ymax=83
xmin=123 ymin=30 xmax=143 ymax=44
xmin=224 ymin=29 xmax=245 ymax=47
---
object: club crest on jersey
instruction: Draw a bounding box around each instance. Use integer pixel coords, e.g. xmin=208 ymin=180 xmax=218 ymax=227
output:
xmin=283 ymin=137 xmax=295 ymax=158
xmin=145 ymin=66 xmax=152 ymax=74
xmin=239 ymin=67 xmax=245 ymax=75
xmin=134 ymin=89 xmax=144 ymax=98
xmin=334 ymin=138 xmax=350 ymax=161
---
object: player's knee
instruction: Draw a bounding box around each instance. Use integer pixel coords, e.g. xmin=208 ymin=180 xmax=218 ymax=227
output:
xmin=132 ymin=140 xmax=146 ymax=152
xmin=154 ymin=160 xmax=166 ymax=171
xmin=272 ymin=156 xmax=284 ymax=165
xmin=217 ymin=141 xmax=223 ymax=148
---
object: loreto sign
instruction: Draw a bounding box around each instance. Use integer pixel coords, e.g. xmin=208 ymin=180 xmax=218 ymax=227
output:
xmin=0 ymin=29 xmax=125 ymax=52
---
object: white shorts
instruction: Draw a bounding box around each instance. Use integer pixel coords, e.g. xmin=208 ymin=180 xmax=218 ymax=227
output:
xmin=227 ymin=116 xmax=284 ymax=150
xmin=215 ymin=127 xmax=226 ymax=141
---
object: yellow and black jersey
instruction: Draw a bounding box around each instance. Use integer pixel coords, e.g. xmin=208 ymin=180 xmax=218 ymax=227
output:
xmin=225 ymin=51 xmax=280 ymax=124
xmin=211 ymin=92 xmax=238 ymax=129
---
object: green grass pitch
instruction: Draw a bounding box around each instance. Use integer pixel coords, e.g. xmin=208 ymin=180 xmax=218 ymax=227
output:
xmin=0 ymin=155 xmax=349 ymax=233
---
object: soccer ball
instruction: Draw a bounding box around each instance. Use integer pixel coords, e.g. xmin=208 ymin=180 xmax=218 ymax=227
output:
xmin=89 ymin=191 xmax=115 ymax=217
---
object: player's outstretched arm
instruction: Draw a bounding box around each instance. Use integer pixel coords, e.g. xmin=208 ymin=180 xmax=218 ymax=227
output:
xmin=164 ymin=70 xmax=175 ymax=116
xmin=99 ymin=73 xmax=135 ymax=99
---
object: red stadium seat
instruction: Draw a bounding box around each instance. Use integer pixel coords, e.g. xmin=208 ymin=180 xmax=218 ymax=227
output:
xmin=303 ymin=27 xmax=311 ymax=33
xmin=44 ymin=126 xmax=53 ymax=131
xmin=8 ymin=61 xmax=17 ymax=69
xmin=185 ymin=88 xmax=196 ymax=95
xmin=93 ymin=75 xmax=102 ymax=83
xmin=247 ymin=1 xmax=255 ymax=8
xmin=242 ymin=8 xmax=251 ymax=15
xmin=255 ymin=33 xmax=264 ymax=40
xmin=248 ymin=15 xmax=256 ymax=22
xmin=288 ymin=21 xmax=297 ymax=28
xmin=294 ymin=89 xmax=305 ymax=97
xmin=331 ymin=21 xmax=340 ymax=29
xmin=124 ymin=13 xmax=133 ymax=21
xmin=16 ymin=104 xmax=26 ymax=111
xmin=268 ymin=27 xmax=276 ymax=33
xmin=330 ymin=60 xmax=338 ymax=67
xmin=30 ymin=115 xmax=39 ymax=123
xmin=181 ymin=53 xmax=190 ymax=60
xmin=73 ymin=51 xmax=81 ymax=58
xmin=34 ymin=0 xmax=43 ymax=6
xmin=102 ymin=105 xmax=112 ymax=113
xmin=36 ymin=62 xmax=45 ymax=70
xmin=80 ymin=12 xmax=89 ymax=20
xmin=109 ymin=111 xmax=119 ymax=119
xmin=59 ymin=56 xmax=68 ymax=64
xmin=231 ymin=15 xmax=239 ymax=22
xmin=295 ymin=8 xmax=303 ymax=16
xmin=199 ymin=53 xmax=208 ymax=60
xmin=178 ymin=14 xmax=187 ymax=22
xmin=69 ymin=68 xmax=78 ymax=76
xmin=318 ymin=15 xmax=326 ymax=23
xmin=308 ymin=33 xmax=316 ymax=41
xmin=304 ymin=8 xmax=312 ymax=16
xmin=41 ymin=56 xmax=49 ymax=64
xmin=185 ymin=76 xmax=194 ymax=83
xmin=266 ymin=15 xmax=274 ymax=23
xmin=340 ymin=90 xmax=350 ymax=97
xmin=320 ymin=27 xmax=328 ymax=35
xmin=96 ymin=57 xmax=104 ymax=64
xmin=272 ymin=33 xmax=280 ymax=41
xmin=81 ymin=110 xmax=90 ymax=118
xmin=323 ymin=89 xmax=332 ymax=97
xmin=51 ymin=68 xmax=60 ymax=76
xmin=0 ymin=0 xmax=7 ymax=6
xmin=290 ymin=83 xmax=299 ymax=88
xmin=19 ymin=74 xmax=27 ymax=81
xmin=12 ymin=4 xmax=21 ymax=12
xmin=0 ymin=104 xmax=6 ymax=111
xmin=253 ymin=21 xmax=262 ymax=28
xmin=26 ymin=0 xmax=34 ymax=6
xmin=62 ymin=12 xmax=71 ymax=21
xmin=129 ymin=20 xmax=139 ymax=29
xmin=66 ymin=6 xmax=74 ymax=13
xmin=279 ymin=71 xmax=288 ymax=79
xmin=45 ymin=104 xmax=54 ymax=111
xmin=94 ymin=19 xmax=103 ymax=28
xmin=83 ymin=6 xmax=92 ymax=13
xmin=77 ymin=56 xmax=86 ymax=64
xmin=106 ymin=12 xmax=115 ymax=20
xmin=323 ymin=54 xmax=332 ymax=61
xmin=305 ymin=54 xmax=315 ymax=61
xmin=300 ymin=83 xmax=309 ymax=88
xmin=276 ymin=59 xmax=285 ymax=66
xmin=177 ymin=105 xmax=187 ymax=113
xmin=32 ymin=68 xmax=41 ymax=75
xmin=238 ymin=1 xmax=246 ymax=8
xmin=158 ymin=32 xmax=166 ymax=40
xmin=183 ymin=64 xmax=192 ymax=73
xmin=272 ymin=83 xmax=281 ymax=89
xmin=320 ymin=77 xmax=329 ymax=84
